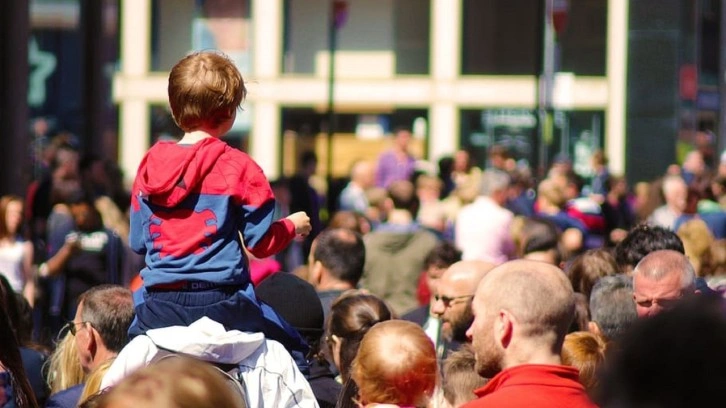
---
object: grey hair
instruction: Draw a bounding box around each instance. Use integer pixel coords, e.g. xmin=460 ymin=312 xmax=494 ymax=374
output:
xmin=589 ymin=275 xmax=637 ymax=340
xmin=633 ymin=250 xmax=696 ymax=291
xmin=480 ymin=169 xmax=510 ymax=197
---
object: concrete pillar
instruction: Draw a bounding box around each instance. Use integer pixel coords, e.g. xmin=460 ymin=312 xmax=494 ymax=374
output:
xmin=606 ymin=0 xmax=629 ymax=176
xmin=118 ymin=0 xmax=151 ymax=183
xmin=428 ymin=0 xmax=462 ymax=161
xmin=250 ymin=0 xmax=284 ymax=177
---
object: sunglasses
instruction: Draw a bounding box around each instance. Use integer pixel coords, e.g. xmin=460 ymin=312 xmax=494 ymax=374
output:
xmin=433 ymin=294 xmax=474 ymax=307
xmin=66 ymin=320 xmax=92 ymax=336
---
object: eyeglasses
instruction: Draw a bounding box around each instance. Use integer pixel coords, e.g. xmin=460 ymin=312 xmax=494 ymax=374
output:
xmin=66 ymin=320 xmax=92 ymax=336
xmin=433 ymin=294 xmax=474 ymax=307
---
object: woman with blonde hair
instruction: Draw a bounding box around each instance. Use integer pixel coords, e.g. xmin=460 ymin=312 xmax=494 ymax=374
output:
xmin=351 ymin=320 xmax=438 ymax=408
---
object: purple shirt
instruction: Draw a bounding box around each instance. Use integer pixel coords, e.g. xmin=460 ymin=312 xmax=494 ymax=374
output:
xmin=375 ymin=150 xmax=416 ymax=188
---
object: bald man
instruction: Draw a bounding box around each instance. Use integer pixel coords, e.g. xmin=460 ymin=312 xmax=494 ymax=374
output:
xmin=632 ymin=249 xmax=697 ymax=318
xmin=431 ymin=260 xmax=494 ymax=356
xmin=463 ymin=260 xmax=596 ymax=408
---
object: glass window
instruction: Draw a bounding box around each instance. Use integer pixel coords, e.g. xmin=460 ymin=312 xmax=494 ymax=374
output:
xmin=558 ymin=0 xmax=607 ymax=76
xmin=151 ymin=0 xmax=252 ymax=72
xmin=462 ymin=0 xmax=539 ymax=75
xmin=460 ymin=109 xmax=604 ymax=173
xmin=283 ymin=0 xmax=429 ymax=76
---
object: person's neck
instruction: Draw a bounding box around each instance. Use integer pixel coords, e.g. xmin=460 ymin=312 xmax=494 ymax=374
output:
xmin=179 ymin=129 xmax=220 ymax=144
xmin=502 ymin=342 xmax=562 ymax=371
xmin=317 ymin=278 xmax=354 ymax=292
xmin=386 ymin=209 xmax=414 ymax=225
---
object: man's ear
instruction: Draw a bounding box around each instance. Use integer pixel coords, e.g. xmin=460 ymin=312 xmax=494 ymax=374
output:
xmin=588 ymin=321 xmax=602 ymax=336
xmin=309 ymin=260 xmax=324 ymax=286
xmin=495 ymin=310 xmax=513 ymax=349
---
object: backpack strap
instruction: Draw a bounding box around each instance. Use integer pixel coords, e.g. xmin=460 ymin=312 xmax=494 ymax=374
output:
xmin=150 ymin=352 xmax=249 ymax=407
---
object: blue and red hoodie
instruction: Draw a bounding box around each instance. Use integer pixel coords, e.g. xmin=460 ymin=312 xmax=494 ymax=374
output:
xmin=130 ymin=137 xmax=295 ymax=288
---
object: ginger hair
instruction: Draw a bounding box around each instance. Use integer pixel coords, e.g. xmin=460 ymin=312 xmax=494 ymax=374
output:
xmin=352 ymin=320 xmax=438 ymax=407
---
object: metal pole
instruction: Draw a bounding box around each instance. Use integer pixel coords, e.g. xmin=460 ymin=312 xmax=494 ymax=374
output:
xmin=326 ymin=0 xmax=338 ymax=185
xmin=537 ymin=0 xmax=555 ymax=177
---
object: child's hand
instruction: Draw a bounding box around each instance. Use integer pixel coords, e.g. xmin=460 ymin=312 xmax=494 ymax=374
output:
xmin=287 ymin=212 xmax=312 ymax=237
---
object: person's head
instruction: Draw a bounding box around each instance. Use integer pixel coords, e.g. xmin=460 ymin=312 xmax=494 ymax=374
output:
xmin=488 ymin=145 xmax=509 ymax=170
xmin=561 ymin=331 xmax=607 ymax=393
xmin=597 ymin=295 xmax=726 ymax=407
xmin=326 ymin=291 xmax=394 ymax=381
xmin=588 ymin=275 xmax=637 ymax=341
xmin=69 ymin=197 xmax=104 ymax=232
xmin=479 ymin=169 xmax=510 ymax=205
xmin=700 ymin=239 xmax=726 ymax=277
xmin=441 ymin=345 xmax=488 ymax=408
xmin=0 ymin=195 xmax=24 ymax=239
xmin=386 ymin=180 xmax=418 ymax=217
xmin=422 ymin=242 xmax=463 ymax=299
xmin=567 ymin=249 xmax=620 ymax=300
xmin=632 ymin=250 xmax=696 ymax=317
xmin=299 ymin=151 xmax=318 ymax=178
xmin=662 ymin=175 xmax=688 ymax=212
xmin=308 ymin=228 xmax=365 ymax=290
xmin=327 ymin=211 xmax=371 ymax=235
xmin=74 ymin=285 xmax=134 ymax=373
xmin=614 ymin=224 xmax=684 ymax=273
xmin=537 ymin=178 xmax=567 ymax=210
xmin=467 ymin=260 xmax=575 ymax=378
xmin=432 ymin=261 xmax=494 ymax=343
xmin=517 ymin=217 xmax=562 ymax=266
xmin=677 ymin=218 xmax=714 ymax=275
xmin=350 ymin=160 xmax=376 ymax=189
xmin=416 ymin=174 xmax=443 ymax=202
xmin=393 ymin=127 xmax=412 ymax=152
xmin=682 ymin=150 xmax=705 ymax=176
xmin=93 ymin=356 xmax=242 ymax=408
xmin=168 ymin=51 xmax=245 ymax=133
xmin=453 ymin=150 xmax=471 ymax=173
xmin=255 ymin=272 xmax=324 ymax=362
xmin=352 ymin=320 xmax=437 ymax=408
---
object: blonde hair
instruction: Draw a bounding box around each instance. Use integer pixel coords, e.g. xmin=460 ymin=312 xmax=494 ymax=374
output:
xmin=78 ymin=358 xmax=114 ymax=405
xmin=93 ymin=357 xmax=241 ymax=408
xmin=168 ymin=52 xmax=246 ymax=132
xmin=442 ymin=345 xmax=487 ymax=407
xmin=352 ymin=320 xmax=438 ymax=407
xmin=561 ymin=331 xmax=608 ymax=392
xmin=46 ymin=332 xmax=85 ymax=394
xmin=677 ymin=219 xmax=714 ymax=275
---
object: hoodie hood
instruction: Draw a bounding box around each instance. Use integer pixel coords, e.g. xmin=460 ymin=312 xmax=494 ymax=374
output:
xmin=146 ymin=317 xmax=266 ymax=364
xmin=136 ymin=137 xmax=228 ymax=207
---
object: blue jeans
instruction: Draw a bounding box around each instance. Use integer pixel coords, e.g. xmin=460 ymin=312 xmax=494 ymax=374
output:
xmin=128 ymin=285 xmax=310 ymax=376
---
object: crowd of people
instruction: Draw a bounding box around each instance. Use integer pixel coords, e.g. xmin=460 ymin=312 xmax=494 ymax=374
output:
xmin=2 ymin=50 xmax=726 ymax=407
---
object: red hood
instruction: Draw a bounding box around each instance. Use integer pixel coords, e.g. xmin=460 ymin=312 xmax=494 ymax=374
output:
xmin=135 ymin=138 xmax=228 ymax=207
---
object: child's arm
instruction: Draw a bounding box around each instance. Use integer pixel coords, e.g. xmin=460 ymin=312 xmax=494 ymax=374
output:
xmin=246 ymin=211 xmax=311 ymax=258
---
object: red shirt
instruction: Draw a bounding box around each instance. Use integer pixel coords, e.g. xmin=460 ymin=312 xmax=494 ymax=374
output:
xmin=463 ymin=364 xmax=598 ymax=408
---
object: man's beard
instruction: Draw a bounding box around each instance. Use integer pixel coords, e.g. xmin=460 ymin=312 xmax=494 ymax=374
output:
xmin=450 ymin=304 xmax=474 ymax=343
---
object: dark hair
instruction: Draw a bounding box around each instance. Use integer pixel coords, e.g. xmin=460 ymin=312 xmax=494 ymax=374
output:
xmin=300 ymin=151 xmax=318 ymax=167
xmin=326 ymin=292 xmax=394 ymax=382
xmin=423 ymin=241 xmax=462 ymax=270
xmin=313 ymin=228 xmax=365 ymax=286
xmin=0 ymin=278 xmax=38 ymax=407
xmin=589 ymin=275 xmax=637 ymax=341
xmin=79 ymin=285 xmax=134 ymax=353
xmin=615 ymin=224 xmax=684 ymax=270
xmin=521 ymin=217 xmax=561 ymax=255
xmin=596 ymin=295 xmax=726 ymax=407
xmin=568 ymin=249 xmax=620 ymax=300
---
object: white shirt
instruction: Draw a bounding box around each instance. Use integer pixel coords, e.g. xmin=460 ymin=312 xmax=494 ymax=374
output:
xmin=455 ymin=196 xmax=515 ymax=264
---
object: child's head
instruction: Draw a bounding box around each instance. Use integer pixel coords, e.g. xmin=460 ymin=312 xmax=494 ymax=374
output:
xmin=168 ymin=52 xmax=246 ymax=132
xmin=561 ymin=331 xmax=608 ymax=392
xmin=441 ymin=345 xmax=487 ymax=408
xmin=351 ymin=320 xmax=438 ymax=407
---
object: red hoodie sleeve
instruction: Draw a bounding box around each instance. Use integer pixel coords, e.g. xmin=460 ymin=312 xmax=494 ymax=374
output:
xmin=247 ymin=218 xmax=296 ymax=259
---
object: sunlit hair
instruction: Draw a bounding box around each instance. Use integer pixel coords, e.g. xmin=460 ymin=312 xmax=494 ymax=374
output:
xmin=561 ymin=331 xmax=607 ymax=393
xmin=78 ymin=358 xmax=114 ymax=405
xmin=352 ymin=320 xmax=438 ymax=407
xmin=93 ymin=357 xmax=241 ymax=408
xmin=168 ymin=51 xmax=246 ymax=132
xmin=0 ymin=195 xmax=23 ymax=240
xmin=567 ymin=248 xmax=620 ymax=300
xmin=46 ymin=331 xmax=86 ymax=394
xmin=442 ymin=344 xmax=487 ymax=408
